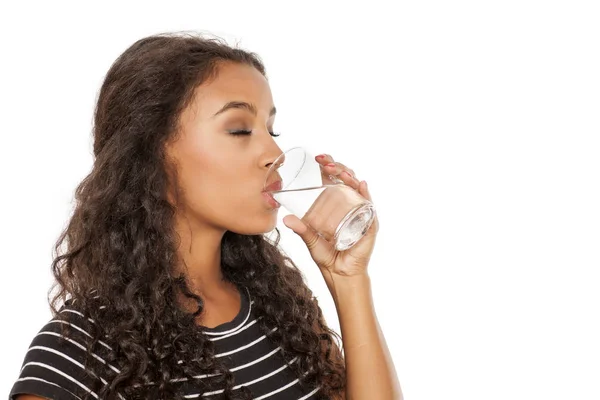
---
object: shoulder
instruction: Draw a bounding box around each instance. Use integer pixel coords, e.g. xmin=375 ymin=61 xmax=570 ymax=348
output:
xmin=8 ymin=299 xmax=116 ymax=400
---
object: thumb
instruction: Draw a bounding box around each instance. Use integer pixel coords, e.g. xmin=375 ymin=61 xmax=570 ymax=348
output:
xmin=282 ymin=214 xmax=333 ymax=267
xmin=282 ymin=215 xmax=322 ymax=248
xmin=282 ymin=214 xmax=309 ymax=235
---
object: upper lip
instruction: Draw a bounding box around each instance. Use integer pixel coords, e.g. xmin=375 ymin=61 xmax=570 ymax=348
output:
xmin=263 ymin=179 xmax=283 ymax=193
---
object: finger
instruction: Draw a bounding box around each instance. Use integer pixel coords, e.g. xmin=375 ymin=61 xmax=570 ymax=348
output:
xmin=282 ymin=214 xmax=324 ymax=251
xmin=316 ymin=154 xmax=344 ymax=185
xmin=360 ymin=180 xmax=379 ymax=233
xmin=325 ymin=162 xmax=360 ymax=189
xmin=340 ymin=170 xmax=361 ymax=190
xmin=315 ymin=153 xmax=334 ymax=165
xmin=315 ymin=155 xmax=357 ymax=178
xmin=359 ymin=180 xmax=372 ymax=202
xmin=327 ymin=162 xmax=357 ymax=181
xmin=283 ymin=214 xmax=309 ymax=234
xmin=336 ymin=163 xmax=356 ymax=178
xmin=368 ymin=211 xmax=379 ymax=234
xmin=316 ymin=155 xmax=362 ymax=190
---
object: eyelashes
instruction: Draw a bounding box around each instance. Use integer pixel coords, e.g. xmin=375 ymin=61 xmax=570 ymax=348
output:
xmin=228 ymin=129 xmax=281 ymax=137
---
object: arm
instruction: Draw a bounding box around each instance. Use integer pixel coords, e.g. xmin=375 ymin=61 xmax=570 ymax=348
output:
xmin=330 ymin=273 xmax=403 ymax=400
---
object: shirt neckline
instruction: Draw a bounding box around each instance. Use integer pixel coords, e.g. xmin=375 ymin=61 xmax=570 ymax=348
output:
xmin=201 ymin=285 xmax=251 ymax=336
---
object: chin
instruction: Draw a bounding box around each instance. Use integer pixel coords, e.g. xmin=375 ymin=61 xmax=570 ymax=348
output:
xmin=229 ymin=212 xmax=279 ymax=236
xmin=255 ymin=215 xmax=279 ymax=235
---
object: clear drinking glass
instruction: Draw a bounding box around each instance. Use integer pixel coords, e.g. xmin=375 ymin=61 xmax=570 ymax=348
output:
xmin=263 ymin=146 xmax=376 ymax=251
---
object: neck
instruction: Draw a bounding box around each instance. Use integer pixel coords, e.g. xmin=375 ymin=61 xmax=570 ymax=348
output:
xmin=171 ymin=213 xmax=231 ymax=299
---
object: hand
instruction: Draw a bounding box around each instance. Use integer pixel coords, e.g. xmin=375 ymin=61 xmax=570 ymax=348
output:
xmin=282 ymin=153 xmax=379 ymax=284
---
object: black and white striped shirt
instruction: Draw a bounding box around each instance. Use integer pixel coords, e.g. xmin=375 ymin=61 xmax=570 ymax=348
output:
xmin=9 ymin=287 xmax=322 ymax=399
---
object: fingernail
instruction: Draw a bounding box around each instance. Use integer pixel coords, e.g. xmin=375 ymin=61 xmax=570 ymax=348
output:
xmin=316 ymin=155 xmax=326 ymax=160
xmin=326 ymin=163 xmax=336 ymax=168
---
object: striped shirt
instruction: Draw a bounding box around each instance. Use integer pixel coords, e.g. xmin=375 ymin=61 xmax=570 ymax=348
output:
xmin=9 ymin=286 xmax=322 ymax=400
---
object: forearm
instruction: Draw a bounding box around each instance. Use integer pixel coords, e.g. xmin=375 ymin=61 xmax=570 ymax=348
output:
xmin=329 ymin=273 xmax=403 ymax=400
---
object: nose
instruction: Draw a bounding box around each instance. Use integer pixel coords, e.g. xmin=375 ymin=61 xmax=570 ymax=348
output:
xmin=262 ymin=145 xmax=285 ymax=190
xmin=262 ymin=143 xmax=285 ymax=171
xmin=266 ymin=154 xmax=285 ymax=171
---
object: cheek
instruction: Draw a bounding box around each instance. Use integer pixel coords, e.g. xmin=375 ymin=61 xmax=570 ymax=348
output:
xmin=176 ymin=132 xmax=233 ymax=191
xmin=181 ymin=149 xmax=232 ymax=201
xmin=178 ymin=143 xmax=254 ymax=214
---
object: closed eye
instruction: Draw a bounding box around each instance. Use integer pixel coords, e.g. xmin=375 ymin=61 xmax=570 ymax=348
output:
xmin=228 ymin=130 xmax=281 ymax=137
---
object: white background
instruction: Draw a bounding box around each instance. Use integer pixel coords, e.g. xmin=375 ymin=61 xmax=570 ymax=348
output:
xmin=1 ymin=1 xmax=599 ymax=399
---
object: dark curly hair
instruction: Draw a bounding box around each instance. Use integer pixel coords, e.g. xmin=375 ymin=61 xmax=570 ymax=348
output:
xmin=48 ymin=31 xmax=346 ymax=400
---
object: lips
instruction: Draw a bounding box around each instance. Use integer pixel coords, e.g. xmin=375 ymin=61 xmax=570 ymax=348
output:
xmin=263 ymin=179 xmax=283 ymax=193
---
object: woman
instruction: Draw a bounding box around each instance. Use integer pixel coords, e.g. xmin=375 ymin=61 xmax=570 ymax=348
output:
xmin=9 ymin=32 xmax=402 ymax=400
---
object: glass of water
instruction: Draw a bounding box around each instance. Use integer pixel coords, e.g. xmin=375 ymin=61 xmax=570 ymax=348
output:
xmin=263 ymin=146 xmax=376 ymax=251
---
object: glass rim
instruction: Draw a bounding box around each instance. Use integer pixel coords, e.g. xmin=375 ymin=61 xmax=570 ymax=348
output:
xmin=263 ymin=146 xmax=306 ymax=192
xmin=263 ymin=146 xmax=344 ymax=192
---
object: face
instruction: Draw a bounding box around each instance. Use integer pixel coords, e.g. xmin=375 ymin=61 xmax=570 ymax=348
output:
xmin=166 ymin=62 xmax=283 ymax=235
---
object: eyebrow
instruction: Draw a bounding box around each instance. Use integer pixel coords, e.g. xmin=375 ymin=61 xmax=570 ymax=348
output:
xmin=212 ymin=101 xmax=277 ymax=118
